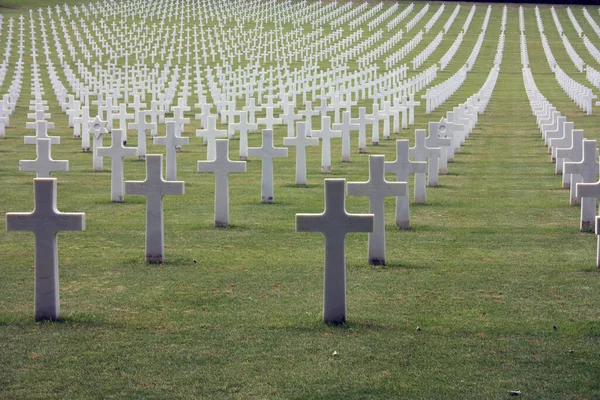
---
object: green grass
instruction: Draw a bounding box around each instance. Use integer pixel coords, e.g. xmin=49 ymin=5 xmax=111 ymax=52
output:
xmin=1 ymin=1 xmax=600 ymax=399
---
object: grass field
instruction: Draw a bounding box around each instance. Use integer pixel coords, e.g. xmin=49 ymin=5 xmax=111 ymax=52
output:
xmin=1 ymin=1 xmax=600 ymax=398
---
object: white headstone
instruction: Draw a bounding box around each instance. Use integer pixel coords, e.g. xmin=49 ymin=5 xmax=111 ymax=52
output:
xmin=348 ymin=156 xmax=406 ymax=265
xmin=248 ymin=130 xmax=288 ymax=203
xmin=125 ymin=154 xmax=185 ymax=263
xmin=312 ymin=116 xmax=342 ymax=173
xmin=197 ymin=139 xmax=246 ymax=227
xmin=153 ymin=121 xmax=189 ymax=181
xmin=97 ymin=129 xmax=137 ymax=202
xmin=385 ymin=140 xmax=427 ymax=228
xmin=6 ymin=178 xmax=85 ymax=320
xmin=296 ymin=179 xmax=373 ymax=324
xmin=19 ymin=138 xmax=68 ymax=178
xmin=283 ymin=122 xmax=319 ymax=185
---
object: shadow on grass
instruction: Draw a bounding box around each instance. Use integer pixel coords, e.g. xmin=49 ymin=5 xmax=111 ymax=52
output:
xmin=282 ymin=183 xmax=320 ymax=189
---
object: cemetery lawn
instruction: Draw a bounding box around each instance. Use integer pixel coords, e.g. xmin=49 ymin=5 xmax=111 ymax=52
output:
xmin=1 ymin=2 xmax=600 ymax=399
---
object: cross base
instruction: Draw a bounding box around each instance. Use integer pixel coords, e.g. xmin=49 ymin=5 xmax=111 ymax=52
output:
xmin=215 ymin=221 xmax=229 ymax=228
xmin=73 ymin=134 xmax=80 ymax=139
xmin=82 ymin=147 xmax=91 ymax=153
xmin=581 ymin=221 xmax=594 ymax=231
xmin=325 ymin=317 xmax=346 ymax=325
xmin=240 ymin=156 xmax=248 ymax=161
xmin=358 ymin=147 xmax=367 ymax=153
xmin=370 ymin=258 xmax=385 ymax=266
xmin=138 ymin=156 xmax=146 ymax=161
xmin=261 ymin=196 xmax=274 ymax=203
xmin=372 ymin=141 xmax=379 ymax=145
xmin=176 ymin=146 xmax=182 ymax=153
xmin=146 ymin=253 xmax=164 ymax=264
xmin=321 ymin=166 xmax=331 ymax=173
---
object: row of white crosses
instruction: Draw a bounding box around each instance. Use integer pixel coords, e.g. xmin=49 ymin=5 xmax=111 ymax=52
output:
xmin=532 ymin=7 xmax=597 ymax=115
xmin=0 ymin=16 xmax=25 ymax=139
xmin=37 ymin=0 xmax=478 ymax=123
xmin=523 ymin=66 xmax=600 ymax=267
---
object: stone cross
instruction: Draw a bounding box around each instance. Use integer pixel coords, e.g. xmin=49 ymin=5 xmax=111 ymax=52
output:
xmin=557 ymin=129 xmax=584 ymax=196
xmin=385 ymin=140 xmax=427 ymax=228
xmin=25 ymin=120 xmax=59 ymax=145
xmin=352 ymin=107 xmax=374 ymax=153
xmin=312 ymin=116 xmax=342 ymax=173
xmin=6 ymin=178 xmax=85 ymax=320
xmin=406 ymin=94 xmax=420 ymax=125
xmin=229 ymin=110 xmax=257 ymax=161
xmin=153 ymin=121 xmax=189 ymax=181
xmin=97 ymin=129 xmax=137 ymax=202
xmin=348 ymin=156 xmax=406 ymax=265
xmin=196 ymin=115 xmax=227 ymax=161
xmin=257 ymin=106 xmax=282 ymax=130
xmin=283 ymin=121 xmax=319 ymax=185
xmin=567 ymin=140 xmax=599 ymax=230
xmin=280 ymin=104 xmax=302 ymax=138
xmin=20 ymin=138 xmax=68 ymax=178
xmin=333 ymin=110 xmax=359 ymax=162
xmin=88 ymin=116 xmax=108 ymax=170
xmin=125 ymin=154 xmax=184 ymax=263
xmin=197 ymin=139 xmax=246 ymax=227
xmin=409 ymin=129 xmax=440 ymax=202
xmin=296 ymin=178 xmax=374 ymax=324
xmin=299 ymin=100 xmax=319 ymax=136
xmin=248 ymin=129 xmax=288 ymax=203
xmin=128 ymin=110 xmax=156 ymax=160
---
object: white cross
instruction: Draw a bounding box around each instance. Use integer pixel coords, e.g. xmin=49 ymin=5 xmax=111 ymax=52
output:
xmin=230 ymin=110 xmax=257 ymax=160
xmin=348 ymin=155 xmax=406 ymax=265
xmin=6 ymin=178 xmax=85 ymax=320
xmin=153 ymin=121 xmax=189 ymax=181
xmin=409 ymin=129 xmax=440 ymax=202
xmin=299 ymin=101 xmax=319 ymax=136
xmin=97 ymin=129 xmax=137 ymax=202
xmin=351 ymin=107 xmax=374 ymax=153
xmin=280 ymin=104 xmax=302 ymax=138
xmin=25 ymin=120 xmax=59 ymax=145
xmin=197 ymin=139 xmax=246 ymax=227
xmin=385 ymin=140 xmax=427 ymax=228
xmin=128 ymin=111 xmax=156 ymax=160
xmin=296 ymin=178 xmax=373 ymax=324
xmin=406 ymin=94 xmax=420 ymax=125
xmin=74 ymin=106 xmax=92 ymax=149
xmin=257 ymin=106 xmax=282 ymax=130
xmin=112 ymin=103 xmax=134 ymax=142
xmin=333 ymin=111 xmax=360 ymax=163
xmin=248 ymin=129 xmax=288 ymax=203
xmin=19 ymin=138 xmax=68 ymax=178
xmin=312 ymin=116 xmax=342 ymax=173
xmin=196 ymin=115 xmax=227 ymax=161
xmin=558 ymin=130 xmax=586 ymax=204
xmin=283 ymin=122 xmax=319 ymax=185
xmin=567 ymin=140 xmax=599 ymax=230
xmin=125 ymin=154 xmax=184 ymax=263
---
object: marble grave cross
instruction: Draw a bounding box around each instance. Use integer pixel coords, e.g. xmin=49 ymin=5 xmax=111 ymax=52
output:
xmin=332 ymin=110 xmax=360 ymax=163
xmin=348 ymin=155 xmax=406 ymax=265
xmin=296 ymin=179 xmax=374 ymax=324
xmin=283 ymin=122 xmax=319 ymax=185
xmin=197 ymin=139 xmax=247 ymax=227
xmin=385 ymin=140 xmax=427 ymax=228
xmin=248 ymin=129 xmax=288 ymax=203
xmin=6 ymin=178 xmax=85 ymax=320
xmin=19 ymin=138 xmax=69 ymax=178
xmin=567 ymin=140 xmax=600 ymax=230
xmin=312 ymin=116 xmax=342 ymax=173
xmin=410 ymin=129 xmax=441 ymax=196
xmin=97 ymin=129 xmax=137 ymax=202
xmin=125 ymin=154 xmax=185 ymax=263
xmin=153 ymin=121 xmax=189 ymax=181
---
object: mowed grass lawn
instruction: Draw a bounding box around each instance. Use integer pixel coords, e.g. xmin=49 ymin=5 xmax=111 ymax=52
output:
xmin=1 ymin=1 xmax=600 ymax=398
